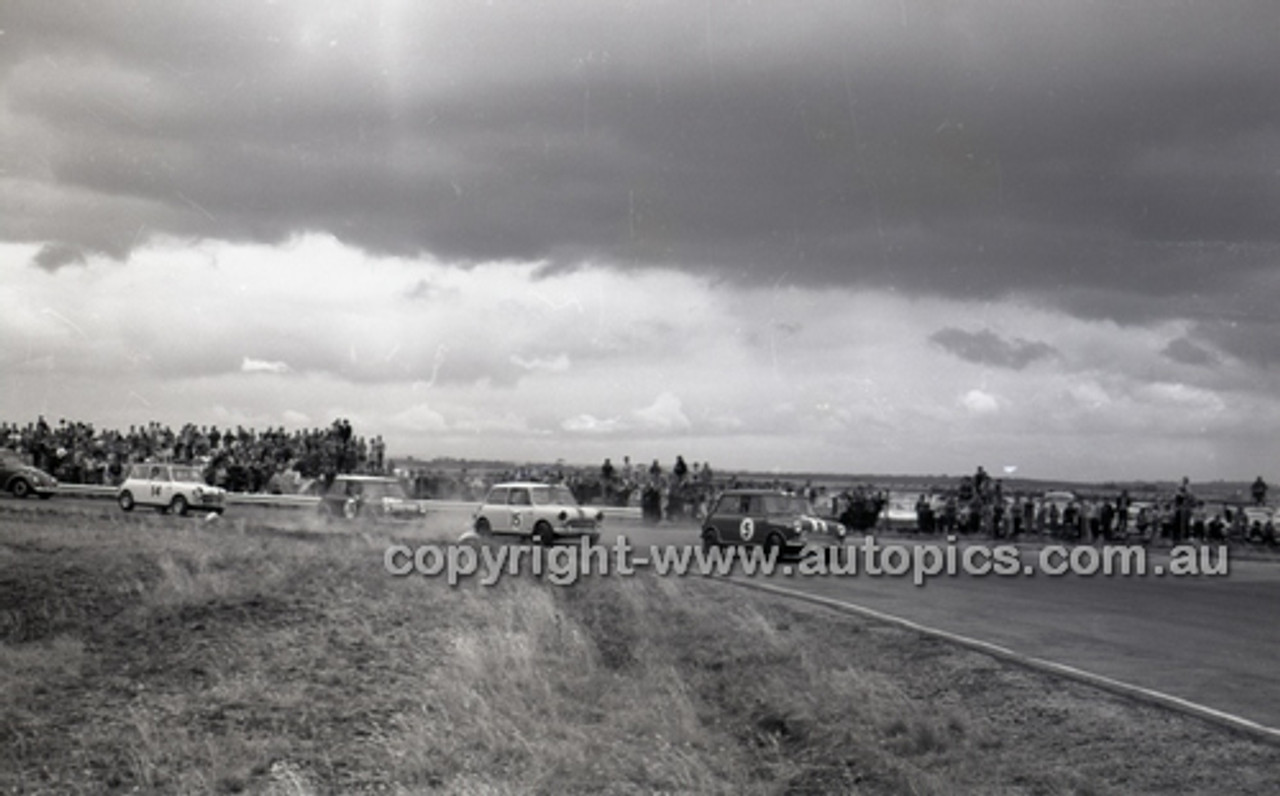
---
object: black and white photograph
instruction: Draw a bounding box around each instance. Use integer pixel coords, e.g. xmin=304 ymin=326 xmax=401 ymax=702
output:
xmin=2 ymin=1 xmax=1279 ymax=792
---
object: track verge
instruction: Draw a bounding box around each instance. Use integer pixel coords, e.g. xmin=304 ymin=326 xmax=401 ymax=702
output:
xmin=714 ymin=574 xmax=1280 ymax=747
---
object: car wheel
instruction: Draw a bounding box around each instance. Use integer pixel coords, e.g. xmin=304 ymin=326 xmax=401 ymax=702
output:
xmin=342 ymin=498 xmax=360 ymax=520
xmin=11 ymin=479 xmax=31 ymax=499
xmin=171 ymin=495 xmax=189 ymax=516
xmin=475 ymin=517 xmax=492 ymax=536
xmin=533 ymin=520 xmax=555 ymax=546
xmin=119 ymin=491 xmax=135 ymax=512
xmin=701 ymin=527 xmax=719 ymax=552
xmin=764 ymin=532 xmax=785 ymax=558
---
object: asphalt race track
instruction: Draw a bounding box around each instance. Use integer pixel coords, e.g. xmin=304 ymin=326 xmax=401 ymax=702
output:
xmin=639 ymin=526 xmax=1280 ymax=734
xmin=9 ymin=493 xmax=1280 ymax=734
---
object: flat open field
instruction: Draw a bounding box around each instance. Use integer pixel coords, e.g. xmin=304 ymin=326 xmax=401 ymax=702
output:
xmin=2 ymin=499 xmax=1278 ymax=794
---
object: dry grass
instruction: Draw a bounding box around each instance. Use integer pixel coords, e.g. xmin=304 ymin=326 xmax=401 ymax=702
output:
xmin=1 ymin=502 xmax=1278 ymax=794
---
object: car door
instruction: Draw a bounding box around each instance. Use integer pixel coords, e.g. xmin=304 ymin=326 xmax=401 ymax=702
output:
xmin=142 ymin=465 xmax=165 ymax=507
xmin=737 ymin=494 xmax=764 ymax=545
xmin=704 ymin=494 xmax=733 ymax=542
xmin=507 ymin=487 xmax=534 ymax=537
xmin=479 ymin=487 xmax=509 ymax=532
xmin=714 ymin=494 xmax=757 ymax=544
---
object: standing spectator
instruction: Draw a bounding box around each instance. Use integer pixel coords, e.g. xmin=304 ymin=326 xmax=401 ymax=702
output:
xmin=1061 ymin=502 xmax=1077 ymax=539
xmin=1099 ymin=500 xmax=1115 ymax=541
xmin=1080 ymin=498 xmax=1096 ymax=542
xmin=1116 ymin=489 xmax=1131 ymax=536
xmin=973 ymin=465 xmax=990 ymax=498
xmin=1173 ymin=478 xmax=1193 ymax=543
xmin=915 ymin=494 xmax=934 ymax=534
xmin=1252 ymin=476 xmax=1268 ymax=506
xmin=942 ymin=495 xmax=958 ymax=534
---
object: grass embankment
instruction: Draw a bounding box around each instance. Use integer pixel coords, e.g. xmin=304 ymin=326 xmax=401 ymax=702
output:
xmin=1 ymin=504 xmax=1278 ymax=795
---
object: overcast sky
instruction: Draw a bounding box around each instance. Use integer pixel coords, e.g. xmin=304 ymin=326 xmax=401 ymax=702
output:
xmin=3 ymin=1 xmax=1279 ymax=481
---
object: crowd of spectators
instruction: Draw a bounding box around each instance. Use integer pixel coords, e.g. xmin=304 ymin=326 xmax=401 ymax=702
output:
xmin=1 ymin=416 xmax=387 ymax=492
xmin=908 ymin=469 xmax=1277 ymax=545
xmin=8 ymin=417 xmax=1271 ymax=545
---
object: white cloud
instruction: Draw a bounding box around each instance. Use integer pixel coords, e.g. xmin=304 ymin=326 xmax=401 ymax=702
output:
xmin=4 ymin=234 xmax=1280 ymax=480
xmin=633 ymin=392 xmax=691 ymax=432
xmin=241 ymin=357 xmax=291 ymax=374
xmin=1139 ymin=381 xmax=1225 ymax=412
xmin=451 ymin=411 xmax=533 ymax=435
xmin=562 ymin=414 xmax=621 ymax=434
xmin=1068 ymin=381 xmax=1112 ymax=410
xmin=390 ymin=403 xmax=448 ymax=432
xmin=509 ymin=353 xmax=571 ymax=373
xmin=960 ymin=389 xmax=1000 ymax=415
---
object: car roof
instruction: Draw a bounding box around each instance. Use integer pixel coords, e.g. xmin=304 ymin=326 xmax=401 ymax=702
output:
xmin=332 ymin=474 xmax=401 ymax=483
xmin=129 ymin=462 xmax=200 ymax=471
xmin=716 ymin=488 xmax=797 ymax=497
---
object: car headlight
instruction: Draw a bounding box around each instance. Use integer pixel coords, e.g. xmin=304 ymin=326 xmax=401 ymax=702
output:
xmin=558 ymin=510 xmax=568 ymax=521
xmin=194 ymin=487 xmax=204 ymax=499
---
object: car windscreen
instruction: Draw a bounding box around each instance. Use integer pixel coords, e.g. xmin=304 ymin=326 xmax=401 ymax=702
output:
xmin=530 ymin=485 xmax=578 ymax=506
xmin=362 ymin=480 xmax=408 ymax=500
xmin=761 ymin=494 xmax=811 ymax=515
xmin=170 ymin=466 xmax=207 ymax=483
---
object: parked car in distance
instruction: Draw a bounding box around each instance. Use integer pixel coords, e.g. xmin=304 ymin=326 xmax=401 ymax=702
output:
xmin=118 ymin=462 xmax=226 ymax=515
xmin=317 ymin=474 xmax=427 ymax=522
xmin=701 ymin=489 xmax=837 ymax=556
xmin=1041 ymin=490 xmax=1076 ymax=513
xmin=1125 ymin=501 xmax=1155 ymax=533
xmin=472 ymin=482 xmax=602 ymax=545
xmin=882 ymin=492 xmax=920 ymax=528
xmin=0 ymin=449 xmax=58 ymax=499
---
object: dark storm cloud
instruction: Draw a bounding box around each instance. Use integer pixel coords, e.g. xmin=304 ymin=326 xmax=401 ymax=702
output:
xmin=32 ymin=242 xmax=85 ymax=271
xmin=1190 ymin=319 xmax=1280 ymax=370
xmin=1162 ymin=337 xmax=1219 ymax=367
xmin=5 ymin=1 xmax=1280 ymax=331
xmin=929 ymin=327 xmax=1057 ymax=370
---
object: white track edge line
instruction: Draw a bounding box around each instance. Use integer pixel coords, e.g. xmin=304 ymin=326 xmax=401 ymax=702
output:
xmin=716 ymin=575 xmax=1280 ymax=746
